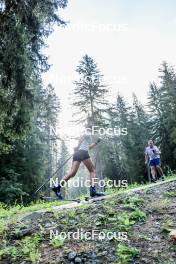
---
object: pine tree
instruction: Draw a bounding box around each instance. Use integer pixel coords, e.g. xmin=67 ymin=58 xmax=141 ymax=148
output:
xmin=129 ymin=93 xmax=151 ymax=181
xmin=103 ymin=94 xmax=151 ymax=184
xmin=73 ymin=54 xmax=108 ymax=126
xmin=0 ymin=84 xmax=61 ymax=204
xmin=0 ymin=0 xmax=67 ymax=203
xmin=73 ymin=55 xmax=109 ymax=186
xmin=148 ymin=62 xmax=176 ymax=170
xmin=0 ymin=0 xmax=68 ymax=154
xmin=103 ymin=94 xmax=132 ymax=182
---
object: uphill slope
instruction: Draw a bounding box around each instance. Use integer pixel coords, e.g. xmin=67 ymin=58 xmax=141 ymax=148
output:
xmin=0 ymin=179 xmax=176 ymax=264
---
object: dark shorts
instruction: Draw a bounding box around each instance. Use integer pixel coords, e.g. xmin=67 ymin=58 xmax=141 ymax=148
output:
xmin=73 ymin=150 xmax=90 ymax=162
xmin=149 ymin=158 xmax=161 ymax=167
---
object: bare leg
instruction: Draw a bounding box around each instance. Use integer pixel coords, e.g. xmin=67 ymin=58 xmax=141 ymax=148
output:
xmin=151 ymin=166 xmax=157 ymax=180
xmin=156 ymin=165 xmax=164 ymax=177
xmin=62 ymin=161 xmax=81 ymax=182
xmin=52 ymin=161 xmax=80 ymax=199
xmin=82 ymin=158 xmax=96 ymax=186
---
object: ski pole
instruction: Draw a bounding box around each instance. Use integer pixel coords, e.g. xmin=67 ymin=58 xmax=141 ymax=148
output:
xmin=35 ymin=154 xmax=73 ymax=194
xmin=35 ymin=137 xmax=102 ymax=195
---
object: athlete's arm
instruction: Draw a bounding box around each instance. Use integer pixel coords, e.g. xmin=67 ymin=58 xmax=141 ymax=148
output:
xmin=89 ymin=138 xmax=101 ymax=150
xmin=144 ymin=147 xmax=148 ymax=164
xmin=145 ymin=154 xmax=149 ymax=165
xmin=89 ymin=142 xmax=97 ymax=150
xmin=154 ymin=146 xmax=161 ymax=154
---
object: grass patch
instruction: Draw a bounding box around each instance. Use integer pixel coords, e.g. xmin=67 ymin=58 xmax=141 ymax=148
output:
xmin=150 ymin=199 xmax=170 ymax=213
xmin=117 ymin=243 xmax=140 ymax=264
xmin=161 ymin=220 xmax=174 ymax=234
xmin=0 ymin=200 xmax=69 ymax=221
xmin=51 ymin=237 xmax=65 ymax=248
xmin=164 ymin=191 xmax=176 ymax=198
xmin=129 ymin=208 xmax=146 ymax=222
xmin=106 ymin=174 xmax=176 ymax=196
xmin=0 ymin=219 xmax=8 ymax=238
xmin=118 ymin=213 xmax=136 ymax=231
xmin=0 ymin=233 xmax=43 ymax=263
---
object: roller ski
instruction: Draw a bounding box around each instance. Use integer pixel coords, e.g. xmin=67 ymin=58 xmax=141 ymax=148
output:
xmin=84 ymin=186 xmax=105 ymax=202
xmin=40 ymin=195 xmax=81 ymax=203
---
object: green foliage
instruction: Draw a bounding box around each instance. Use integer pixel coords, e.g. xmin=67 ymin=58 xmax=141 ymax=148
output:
xmin=0 ymin=0 xmax=67 ymax=152
xmin=129 ymin=208 xmax=146 ymax=222
xmin=0 ymin=83 xmax=61 ymax=204
xmin=51 ymin=237 xmax=65 ymax=248
xmin=0 ymin=0 xmax=176 ymax=207
xmin=0 ymin=168 xmax=27 ymax=204
xmin=117 ymin=207 xmax=146 ymax=232
xmin=102 ymin=93 xmax=151 ymax=184
xmin=118 ymin=213 xmax=136 ymax=230
xmin=0 ymin=0 xmax=66 ymax=204
xmin=124 ymin=196 xmax=144 ymax=207
xmin=148 ymin=62 xmax=176 ymax=171
xmin=0 ymin=233 xmax=43 ymax=262
xmin=20 ymin=234 xmax=43 ymax=263
xmin=0 ymin=219 xmax=8 ymax=239
xmin=164 ymin=191 xmax=176 ymax=197
xmin=150 ymin=198 xmax=170 ymax=213
xmin=161 ymin=220 xmax=174 ymax=234
xmin=73 ymin=54 xmax=108 ymax=126
xmin=117 ymin=243 xmax=140 ymax=264
xmin=103 ymin=61 xmax=176 ymax=184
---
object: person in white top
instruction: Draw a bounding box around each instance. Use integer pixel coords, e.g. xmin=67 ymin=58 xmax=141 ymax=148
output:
xmin=145 ymin=139 xmax=164 ymax=182
xmin=52 ymin=134 xmax=104 ymax=199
